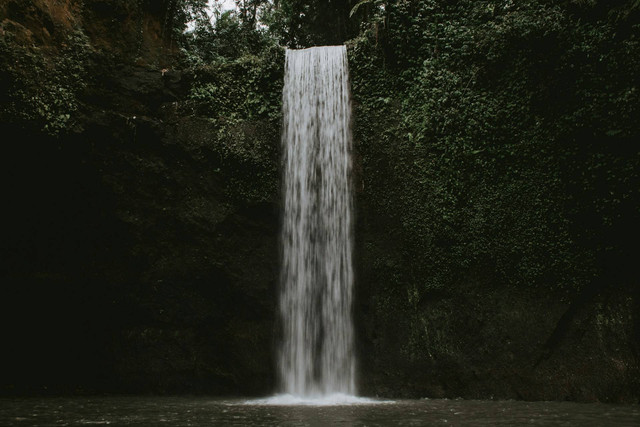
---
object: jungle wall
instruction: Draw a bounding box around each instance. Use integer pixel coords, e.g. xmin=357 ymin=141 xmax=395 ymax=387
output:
xmin=348 ymin=0 xmax=640 ymax=401
xmin=1 ymin=0 xmax=283 ymax=395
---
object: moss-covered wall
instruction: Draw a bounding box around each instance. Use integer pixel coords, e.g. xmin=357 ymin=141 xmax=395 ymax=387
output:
xmin=348 ymin=0 xmax=640 ymax=402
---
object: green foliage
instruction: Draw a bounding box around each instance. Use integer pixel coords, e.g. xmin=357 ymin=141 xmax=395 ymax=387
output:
xmin=350 ymin=0 xmax=640 ymax=329
xmin=182 ymin=39 xmax=285 ymax=203
xmin=266 ymin=0 xmax=354 ymax=47
xmin=166 ymin=1 xmax=286 ymax=203
xmin=188 ymin=46 xmax=283 ymax=118
xmin=0 ymin=29 xmax=91 ymax=136
xmin=167 ymin=0 xmax=211 ymax=40
xmin=180 ymin=6 xmax=277 ymax=65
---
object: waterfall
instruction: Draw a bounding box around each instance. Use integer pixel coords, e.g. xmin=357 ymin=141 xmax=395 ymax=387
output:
xmin=279 ymin=45 xmax=355 ymax=397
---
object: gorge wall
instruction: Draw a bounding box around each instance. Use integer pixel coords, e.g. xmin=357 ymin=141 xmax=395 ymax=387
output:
xmin=348 ymin=1 xmax=640 ymax=402
xmin=1 ymin=0 xmax=282 ymax=395
xmin=1 ymin=0 xmax=639 ymax=402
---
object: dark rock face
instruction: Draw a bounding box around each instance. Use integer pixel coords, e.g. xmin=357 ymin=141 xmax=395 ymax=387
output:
xmin=1 ymin=1 xmax=280 ymax=396
xmin=1 ymin=77 xmax=281 ymax=395
xmin=354 ymin=259 xmax=640 ymax=401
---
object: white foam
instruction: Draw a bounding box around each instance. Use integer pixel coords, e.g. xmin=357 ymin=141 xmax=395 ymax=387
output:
xmin=243 ymin=393 xmax=393 ymax=406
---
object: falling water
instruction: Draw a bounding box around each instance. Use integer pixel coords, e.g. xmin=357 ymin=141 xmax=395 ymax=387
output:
xmin=279 ymin=45 xmax=355 ymax=397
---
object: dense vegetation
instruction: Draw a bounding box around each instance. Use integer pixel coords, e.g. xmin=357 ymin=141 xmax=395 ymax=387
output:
xmin=345 ymin=0 xmax=639 ymax=399
xmin=351 ymin=0 xmax=639 ymax=293
xmin=1 ymin=0 xmax=638 ymax=400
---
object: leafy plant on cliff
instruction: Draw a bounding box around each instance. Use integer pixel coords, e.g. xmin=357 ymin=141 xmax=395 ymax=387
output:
xmin=0 ymin=28 xmax=91 ymax=136
xmin=179 ymin=7 xmax=284 ymax=203
xmin=349 ymin=0 xmax=640 ymax=360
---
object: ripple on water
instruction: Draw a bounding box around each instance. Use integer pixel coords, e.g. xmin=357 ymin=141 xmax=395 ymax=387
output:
xmin=1 ymin=396 xmax=638 ymax=426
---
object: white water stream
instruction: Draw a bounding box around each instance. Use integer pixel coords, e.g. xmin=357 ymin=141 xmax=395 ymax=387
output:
xmin=278 ymin=45 xmax=356 ymax=398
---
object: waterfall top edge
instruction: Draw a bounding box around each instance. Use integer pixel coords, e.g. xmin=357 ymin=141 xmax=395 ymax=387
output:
xmin=286 ymin=45 xmax=345 ymax=51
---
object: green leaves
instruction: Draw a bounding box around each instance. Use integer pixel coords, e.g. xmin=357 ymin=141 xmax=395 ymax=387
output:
xmin=182 ymin=43 xmax=284 ymax=204
xmin=187 ymin=47 xmax=284 ymax=121
xmin=0 ymin=28 xmax=90 ymax=137
xmin=350 ymin=0 xmax=640 ymax=304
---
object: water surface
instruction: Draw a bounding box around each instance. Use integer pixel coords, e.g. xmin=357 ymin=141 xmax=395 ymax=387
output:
xmin=1 ymin=396 xmax=638 ymax=426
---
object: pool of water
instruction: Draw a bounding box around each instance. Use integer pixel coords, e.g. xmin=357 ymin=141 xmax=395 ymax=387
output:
xmin=1 ymin=396 xmax=638 ymax=426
